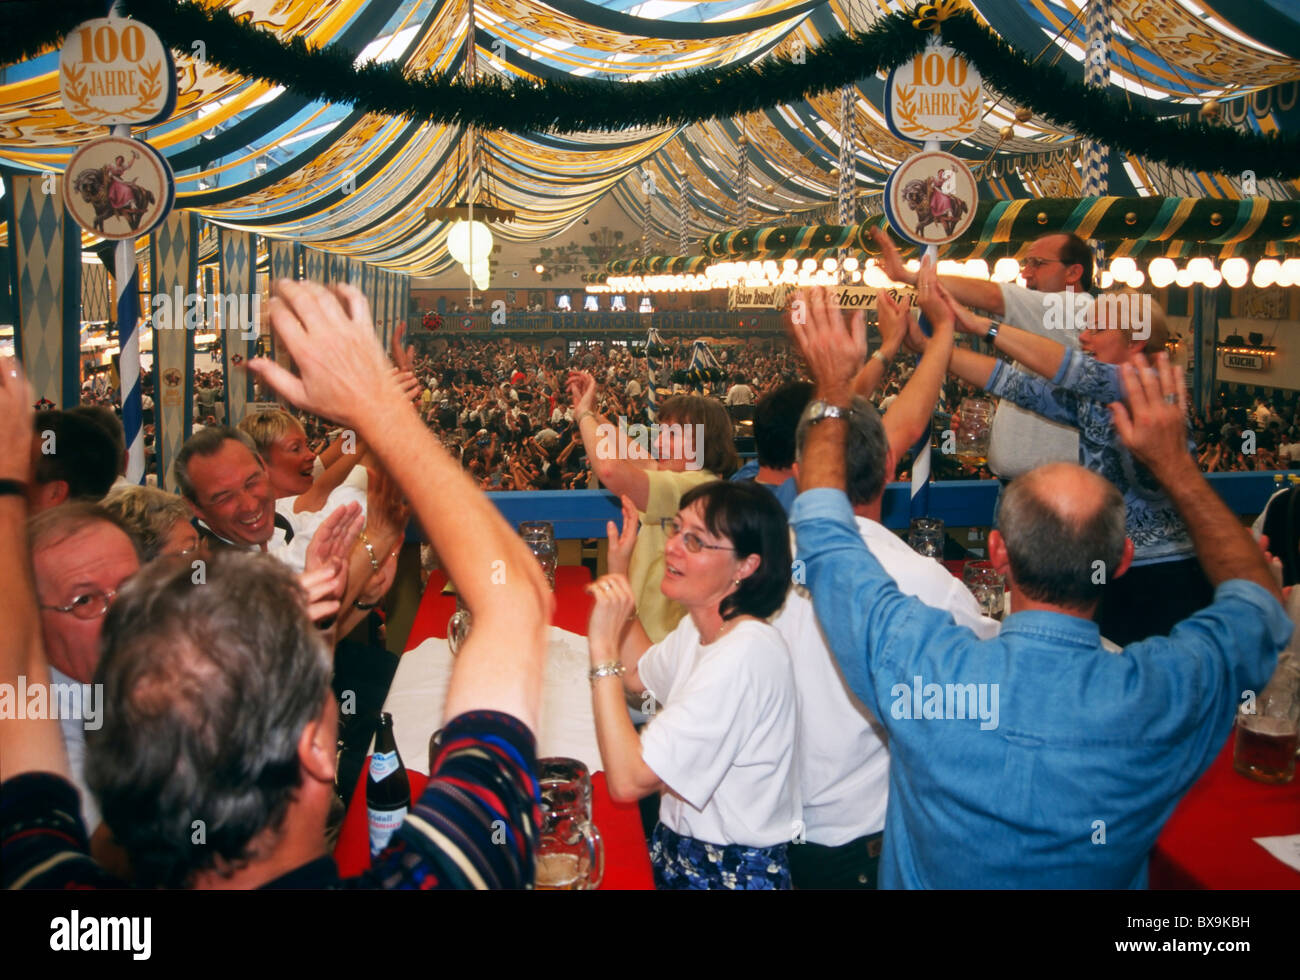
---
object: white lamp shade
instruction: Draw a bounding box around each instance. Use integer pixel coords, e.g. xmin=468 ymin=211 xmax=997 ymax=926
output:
xmin=1148 ymin=257 xmax=1177 ymax=288
xmin=963 ymin=259 xmax=989 ymax=279
xmin=1254 ymin=258 xmax=1281 ymax=288
xmin=1096 ymin=269 xmax=1115 ymax=289
xmin=1109 ymin=257 xmax=1137 ymax=281
xmin=1174 ymin=268 xmax=1195 ymax=289
xmin=1220 ymin=257 xmax=1249 ymax=288
xmin=1187 ymin=257 xmax=1214 ymax=278
xmin=842 ymin=256 xmax=860 ymax=272
xmin=1201 ymin=269 xmax=1221 ymax=289
xmin=1279 ymin=259 xmax=1300 ymax=288
xmin=992 ymin=258 xmax=1020 ymax=282
xmin=447 ymin=220 xmax=494 ymax=265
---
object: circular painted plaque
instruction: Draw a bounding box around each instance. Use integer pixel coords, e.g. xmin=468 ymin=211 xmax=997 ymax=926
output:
xmin=63 ymin=136 xmax=174 ymax=240
xmin=883 ymin=150 xmax=978 ymax=247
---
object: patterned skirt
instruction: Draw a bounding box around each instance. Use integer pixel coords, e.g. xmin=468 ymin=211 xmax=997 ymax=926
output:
xmin=650 ymin=823 xmax=791 ymax=890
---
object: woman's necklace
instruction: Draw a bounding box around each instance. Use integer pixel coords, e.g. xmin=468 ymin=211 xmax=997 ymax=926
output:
xmin=703 ymin=616 xmax=747 ymax=645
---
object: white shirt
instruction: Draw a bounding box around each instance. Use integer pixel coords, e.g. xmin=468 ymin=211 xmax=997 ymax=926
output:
xmin=273 ymin=478 xmax=368 ymax=573
xmin=773 ymin=517 xmax=999 ymax=846
xmin=724 ymin=384 xmax=755 ymax=406
xmin=637 ymin=618 xmax=799 ymax=848
xmin=49 ymin=665 xmax=101 ymax=834
xmin=987 ymin=283 xmax=1089 ymax=480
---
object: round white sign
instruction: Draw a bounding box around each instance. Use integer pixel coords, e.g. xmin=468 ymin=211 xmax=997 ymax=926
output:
xmin=59 ymin=17 xmax=176 ymax=126
xmin=884 ymin=150 xmax=978 ymax=247
xmin=885 ymin=43 xmax=983 ymax=143
xmin=63 ymin=136 xmax=174 ymax=240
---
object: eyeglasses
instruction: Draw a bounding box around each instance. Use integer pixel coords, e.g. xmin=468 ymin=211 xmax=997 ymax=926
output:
xmin=40 ymin=588 xmax=118 ymax=620
xmin=659 ymin=517 xmax=735 ymax=554
xmin=1021 ymin=257 xmax=1065 ymax=270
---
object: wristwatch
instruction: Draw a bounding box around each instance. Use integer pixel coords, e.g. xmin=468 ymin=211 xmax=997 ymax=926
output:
xmin=802 ymin=400 xmax=850 ymax=426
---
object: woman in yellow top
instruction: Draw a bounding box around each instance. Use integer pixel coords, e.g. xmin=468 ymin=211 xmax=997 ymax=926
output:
xmin=566 ymin=371 xmax=738 ymax=641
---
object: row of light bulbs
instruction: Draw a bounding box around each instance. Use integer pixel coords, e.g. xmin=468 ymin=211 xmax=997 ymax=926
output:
xmin=588 ymin=255 xmax=1300 ymax=294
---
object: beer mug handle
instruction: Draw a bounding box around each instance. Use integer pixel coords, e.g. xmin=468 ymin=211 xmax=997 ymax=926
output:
xmin=580 ymin=821 xmax=605 ymax=890
xmin=447 ymin=610 xmax=469 ymax=655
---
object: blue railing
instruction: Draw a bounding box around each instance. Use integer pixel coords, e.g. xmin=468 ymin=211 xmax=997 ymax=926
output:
xmin=466 ymin=471 xmax=1290 ymax=540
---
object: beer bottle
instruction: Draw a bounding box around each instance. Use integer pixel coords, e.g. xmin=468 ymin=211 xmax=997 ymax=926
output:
xmin=366 ymin=712 xmax=410 ymax=857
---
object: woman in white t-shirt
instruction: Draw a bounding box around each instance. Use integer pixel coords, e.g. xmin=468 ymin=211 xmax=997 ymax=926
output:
xmin=586 ymin=480 xmax=798 ymax=889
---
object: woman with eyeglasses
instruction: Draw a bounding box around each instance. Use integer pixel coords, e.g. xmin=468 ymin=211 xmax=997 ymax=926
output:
xmin=585 ymin=480 xmax=798 ymax=889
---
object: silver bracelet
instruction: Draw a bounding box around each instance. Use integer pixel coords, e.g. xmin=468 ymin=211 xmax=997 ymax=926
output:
xmin=588 ymin=661 xmax=625 ymax=683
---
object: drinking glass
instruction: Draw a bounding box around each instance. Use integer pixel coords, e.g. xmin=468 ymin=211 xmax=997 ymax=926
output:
xmin=908 ymin=517 xmax=945 ymax=560
xmin=447 ymin=595 xmax=471 ymax=656
xmin=519 ymin=520 xmax=557 ymax=590
xmin=954 ymin=397 xmax=993 ymax=468
xmin=1233 ymin=691 xmax=1299 ymax=784
xmin=535 ymin=757 xmax=604 ymax=889
xmin=962 ymin=560 xmax=1006 ymax=619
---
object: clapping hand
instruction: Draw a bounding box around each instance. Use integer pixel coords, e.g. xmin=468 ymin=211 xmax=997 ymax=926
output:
xmin=605 ymin=494 xmax=640 ymax=576
xmin=586 ymin=573 xmax=636 ymax=660
xmin=870 ymin=226 xmax=915 ymax=287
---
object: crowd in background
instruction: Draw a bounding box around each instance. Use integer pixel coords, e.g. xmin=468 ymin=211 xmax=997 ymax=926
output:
xmin=75 ymin=334 xmax=1300 ymax=486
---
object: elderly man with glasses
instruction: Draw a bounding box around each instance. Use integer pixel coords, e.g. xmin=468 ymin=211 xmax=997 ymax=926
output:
xmin=29 ymin=502 xmax=141 ymax=834
xmin=872 ymin=227 xmax=1094 ymax=483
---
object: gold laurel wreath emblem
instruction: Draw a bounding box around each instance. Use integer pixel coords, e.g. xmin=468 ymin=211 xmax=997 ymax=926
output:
xmin=911 ymin=0 xmax=970 ymax=33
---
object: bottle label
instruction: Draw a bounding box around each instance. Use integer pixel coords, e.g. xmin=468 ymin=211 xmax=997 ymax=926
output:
xmin=368 ymin=806 xmax=408 ymax=856
xmin=369 ymin=750 xmax=401 ymax=781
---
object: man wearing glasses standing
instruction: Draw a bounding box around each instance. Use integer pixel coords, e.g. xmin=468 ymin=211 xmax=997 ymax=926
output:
xmin=873 ymin=228 xmax=1094 ymax=483
xmin=29 ymin=503 xmax=140 ymax=834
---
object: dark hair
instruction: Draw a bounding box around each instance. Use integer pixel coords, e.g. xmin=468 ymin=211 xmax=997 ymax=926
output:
xmin=87 ymin=551 xmax=331 ymax=889
xmin=32 ymin=410 xmax=119 ymax=501
xmin=997 ymin=467 xmax=1125 ymax=610
xmin=795 ymin=395 xmax=889 ymax=506
xmin=68 ymin=405 xmax=126 ymax=478
xmin=657 ymin=395 xmax=740 ymax=477
xmin=173 ymin=425 xmax=260 ymax=502
xmin=678 ymin=480 xmax=790 ymax=620
xmin=1049 ymin=232 xmax=1095 ymax=293
xmin=754 ymin=382 xmax=814 ymax=470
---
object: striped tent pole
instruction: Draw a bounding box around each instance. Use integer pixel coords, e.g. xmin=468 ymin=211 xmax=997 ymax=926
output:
xmin=1081 ymin=0 xmax=1111 ymax=266
xmin=686 ymin=338 xmax=722 ymax=396
xmin=736 ymin=125 xmax=750 ymax=227
xmin=111 ymin=121 xmax=145 ymax=484
xmin=645 ymin=326 xmax=664 ymax=421
xmin=837 ymin=84 xmax=857 ymax=227
xmin=678 ymin=178 xmax=690 ymax=256
xmin=909 ymin=138 xmax=942 ymax=519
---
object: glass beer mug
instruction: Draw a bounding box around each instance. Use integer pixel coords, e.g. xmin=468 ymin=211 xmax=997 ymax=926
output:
xmin=519 ymin=520 xmax=557 ymax=590
xmin=954 ymin=397 xmax=993 ymax=468
xmin=535 ymin=757 xmax=604 ymax=890
xmin=447 ymin=595 xmax=471 ymax=656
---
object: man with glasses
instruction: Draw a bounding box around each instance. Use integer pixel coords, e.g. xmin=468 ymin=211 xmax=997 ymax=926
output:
xmin=29 ymin=502 xmax=140 ymax=833
xmin=872 ymin=227 xmax=1094 ymax=482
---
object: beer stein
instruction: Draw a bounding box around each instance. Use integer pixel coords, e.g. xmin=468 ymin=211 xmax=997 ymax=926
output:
xmin=519 ymin=520 xmax=557 ymax=590
xmin=954 ymin=398 xmax=993 ymax=467
xmin=962 ymin=560 xmax=1006 ymax=620
xmin=535 ymin=757 xmax=604 ymax=890
xmin=907 ymin=517 xmax=945 ymax=560
xmin=447 ymin=595 xmax=471 ymax=656
xmin=1233 ymin=691 xmax=1299 ymax=784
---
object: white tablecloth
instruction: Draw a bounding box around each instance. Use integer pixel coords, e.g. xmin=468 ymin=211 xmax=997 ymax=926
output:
xmin=380 ymin=625 xmax=604 ymax=776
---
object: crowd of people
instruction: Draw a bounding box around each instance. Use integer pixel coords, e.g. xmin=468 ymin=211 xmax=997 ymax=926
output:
xmin=2 ymin=228 xmax=1295 ymax=892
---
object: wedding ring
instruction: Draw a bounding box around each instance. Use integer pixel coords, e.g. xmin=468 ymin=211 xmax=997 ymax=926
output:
xmin=1163 ymin=393 xmax=1177 ymax=404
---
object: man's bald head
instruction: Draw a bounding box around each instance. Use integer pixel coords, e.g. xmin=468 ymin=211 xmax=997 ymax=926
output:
xmin=996 ymin=463 xmax=1126 ymax=611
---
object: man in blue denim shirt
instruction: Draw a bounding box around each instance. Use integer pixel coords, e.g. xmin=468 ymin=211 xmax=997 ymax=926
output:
xmin=788 ymin=279 xmax=1290 ymax=888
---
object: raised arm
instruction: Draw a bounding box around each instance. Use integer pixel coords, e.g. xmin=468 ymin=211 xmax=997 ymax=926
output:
xmin=881 ymin=260 xmax=955 ymax=462
xmin=939 ymin=282 xmax=1068 ymax=382
xmin=1111 ymin=353 xmax=1282 ymax=600
xmin=0 ymin=359 xmax=69 ymax=782
xmin=250 ymin=281 xmax=552 ymax=732
xmin=871 ymin=226 xmax=1004 ymax=314
xmin=566 ymin=370 xmax=651 ymax=510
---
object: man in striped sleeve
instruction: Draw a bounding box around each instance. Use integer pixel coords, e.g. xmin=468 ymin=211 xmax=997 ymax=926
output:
xmin=0 ymin=279 xmax=554 ymax=889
